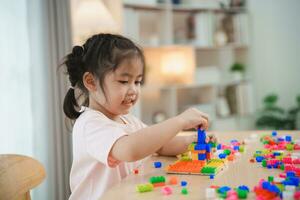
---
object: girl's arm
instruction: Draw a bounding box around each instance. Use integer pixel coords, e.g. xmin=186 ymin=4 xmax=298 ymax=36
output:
xmin=156 ymin=133 xmax=217 ymax=156
xmin=110 ymin=108 xmax=208 ymax=162
xmin=156 ymin=134 xmax=196 ymax=156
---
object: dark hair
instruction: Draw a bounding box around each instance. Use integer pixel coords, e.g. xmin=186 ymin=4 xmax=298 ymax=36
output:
xmin=62 ymin=33 xmax=145 ymax=120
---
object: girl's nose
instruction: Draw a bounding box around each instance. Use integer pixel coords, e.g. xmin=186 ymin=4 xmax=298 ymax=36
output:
xmin=128 ymin=83 xmax=138 ymax=94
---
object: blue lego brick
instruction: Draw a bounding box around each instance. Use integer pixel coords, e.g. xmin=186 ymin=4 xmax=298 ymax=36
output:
xmin=197 ymin=129 xmax=206 ymax=144
xmin=238 ymin=185 xmax=249 ymax=192
xmin=289 ymin=177 xmax=299 ymax=186
xmin=195 ymin=144 xmax=206 ymax=150
xmin=269 ymin=185 xmax=280 ymax=194
xmin=181 ymin=181 xmax=187 ymax=187
xmin=218 ymin=186 xmax=231 ymax=193
xmin=218 ymin=153 xmax=227 ymax=159
xmin=255 ymin=156 xmax=264 ymax=162
xmin=272 ymin=131 xmax=277 ymax=136
xmin=153 ymin=161 xmax=162 ymax=168
xmin=206 ymin=144 xmax=211 ymax=152
xmin=273 ymin=152 xmax=281 ymax=156
xmin=287 ymin=171 xmax=296 ymax=177
xmin=262 ymin=181 xmax=271 ymax=190
xmin=285 ymin=135 xmax=292 ymax=142
xmin=217 ymin=144 xmax=222 ymax=150
xmin=233 ymin=146 xmax=240 ymax=151
xmin=198 ymin=153 xmax=206 ymax=160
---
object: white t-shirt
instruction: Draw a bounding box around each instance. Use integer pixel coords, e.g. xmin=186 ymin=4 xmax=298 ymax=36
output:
xmin=69 ymin=107 xmax=147 ymax=200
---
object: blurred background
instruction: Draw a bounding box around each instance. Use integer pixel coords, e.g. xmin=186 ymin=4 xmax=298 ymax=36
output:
xmin=0 ymin=0 xmax=299 ymax=199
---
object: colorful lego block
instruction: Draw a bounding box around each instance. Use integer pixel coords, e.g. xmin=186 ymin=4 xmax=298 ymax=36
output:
xmin=195 ymin=144 xmax=206 ymax=150
xmin=161 ymin=186 xmax=173 ymax=195
xmin=133 ymin=169 xmax=139 ymax=174
xmin=181 ymin=188 xmax=188 ymax=195
xmin=136 ymin=183 xmax=153 ymax=193
xmin=154 ymin=161 xmax=162 ymax=168
xmin=149 ymin=176 xmax=165 ymax=184
xmin=168 ymin=176 xmax=178 ymax=185
xmin=197 ymin=128 xmax=206 ymax=144
xmin=198 ymin=153 xmax=207 ymax=160
xmin=181 ymin=181 xmax=187 ymax=186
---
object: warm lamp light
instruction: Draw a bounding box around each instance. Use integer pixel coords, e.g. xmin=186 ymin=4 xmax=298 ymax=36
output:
xmin=72 ymin=0 xmax=119 ymax=44
xmin=143 ymin=46 xmax=195 ymax=85
xmin=161 ymin=51 xmax=186 ymax=76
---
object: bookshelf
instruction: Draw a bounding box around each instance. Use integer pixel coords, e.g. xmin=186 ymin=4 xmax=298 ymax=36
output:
xmin=123 ymin=0 xmax=254 ymax=130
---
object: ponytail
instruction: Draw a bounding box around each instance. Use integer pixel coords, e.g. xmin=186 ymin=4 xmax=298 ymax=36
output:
xmin=62 ymin=45 xmax=85 ymax=120
xmin=63 ymin=88 xmax=81 ymax=119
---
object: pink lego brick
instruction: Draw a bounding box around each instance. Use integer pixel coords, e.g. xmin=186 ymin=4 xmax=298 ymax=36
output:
xmin=161 ymin=186 xmax=173 ymax=195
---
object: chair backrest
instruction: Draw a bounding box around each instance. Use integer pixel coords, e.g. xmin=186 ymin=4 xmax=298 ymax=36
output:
xmin=0 ymin=154 xmax=46 ymax=200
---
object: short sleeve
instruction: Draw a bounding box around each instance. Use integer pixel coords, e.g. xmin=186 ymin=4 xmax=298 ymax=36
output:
xmin=83 ymin=118 xmax=127 ymax=167
xmin=124 ymin=114 xmax=148 ymax=128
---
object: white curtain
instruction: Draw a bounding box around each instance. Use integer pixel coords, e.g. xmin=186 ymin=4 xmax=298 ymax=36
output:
xmin=0 ymin=0 xmax=73 ymax=199
xmin=0 ymin=1 xmax=33 ymax=155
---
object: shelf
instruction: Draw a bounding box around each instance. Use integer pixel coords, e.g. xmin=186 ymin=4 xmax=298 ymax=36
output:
xmin=124 ymin=3 xmax=247 ymax=13
xmin=160 ymin=83 xmax=218 ymax=90
xmin=194 ymin=44 xmax=249 ymax=51
xmin=124 ymin=3 xmax=165 ymax=11
xmin=172 ymin=5 xmax=247 ymax=13
xmin=143 ymin=43 xmax=248 ymax=50
xmin=123 ymin=1 xmax=252 ymax=128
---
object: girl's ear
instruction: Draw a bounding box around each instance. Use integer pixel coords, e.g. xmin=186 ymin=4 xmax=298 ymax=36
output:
xmin=83 ymin=72 xmax=97 ymax=92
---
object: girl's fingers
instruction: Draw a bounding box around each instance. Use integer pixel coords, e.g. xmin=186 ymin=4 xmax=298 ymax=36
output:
xmin=108 ymin=156 xmax=121 ymax=167
xmin=201 ymin=117 xmax=209 ymax=130
xmin=198 ymin=111 xmax=209 ymax=121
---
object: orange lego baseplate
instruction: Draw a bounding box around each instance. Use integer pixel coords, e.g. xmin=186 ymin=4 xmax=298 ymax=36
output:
xmin=166 ymin=159 xmax=226 ymax=175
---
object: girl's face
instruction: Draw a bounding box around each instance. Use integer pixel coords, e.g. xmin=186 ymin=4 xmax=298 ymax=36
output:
xmin=91 ymin=57 xmax=144 ymax=119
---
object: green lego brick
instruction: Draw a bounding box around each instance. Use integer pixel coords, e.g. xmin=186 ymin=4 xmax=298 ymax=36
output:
xmin=286 ymin=144 xmax=294 ymax=151
xmin=181 ymin=188 xmax=188 ymax=195
xmin=237 ymin=189 xmax=248 ymax=199
xmin=262 ymin=160 xmax=267 ymax=167
xmin=239 ymin=146 xmax=245 ymax=152
xmin=136 ymin=183 xmax=153 ymax=193
xmin=201 ymin=166 xmax=216 ymax=174
xmin=149 ymin=176 xmax=166 ymax=184
xmin=223 ymin=149 xmax=231 ymax=155
xmin=268 ymin=176 xmax=274 ymax=182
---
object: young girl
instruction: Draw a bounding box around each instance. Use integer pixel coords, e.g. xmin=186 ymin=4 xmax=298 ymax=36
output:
xmin=62 ymin=33 xmax=209 ymax=199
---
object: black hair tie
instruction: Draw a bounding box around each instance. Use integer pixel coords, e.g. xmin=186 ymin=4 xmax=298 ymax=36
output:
xmin=72 ymin=46 xmax=84 ymax=57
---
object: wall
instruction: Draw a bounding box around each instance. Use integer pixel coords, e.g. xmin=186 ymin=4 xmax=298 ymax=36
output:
xmin=248 ymin=0 xmax=300 ymax=110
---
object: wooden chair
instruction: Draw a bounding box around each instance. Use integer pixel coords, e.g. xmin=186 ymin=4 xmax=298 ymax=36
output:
xmin=0 ymin=154 xmax=46 ymax=200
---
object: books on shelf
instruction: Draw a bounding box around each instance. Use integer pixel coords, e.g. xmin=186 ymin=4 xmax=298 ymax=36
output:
xmin=180 ymin=0 xmax=221 ymax=9
xmin=123 ymin=8 xmax=140 ymax=42
xmin=225 ymin=81 xmax=254 ymax=116
xmin=194 ymin=12 xmax=215 ymax=47
xmin=233 ymin=13 xmax=249 ymax=45
xmin=123 ymin=0 xmax=157 ymax=6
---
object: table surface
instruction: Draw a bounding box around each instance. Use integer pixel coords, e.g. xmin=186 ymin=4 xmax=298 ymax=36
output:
xmin=101 ymin=130 xmax=299 ymax=200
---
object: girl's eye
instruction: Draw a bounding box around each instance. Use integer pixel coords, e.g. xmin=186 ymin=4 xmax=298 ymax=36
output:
xmin=118 ymin=81 xmax=128 ymax=84
xmin=135 ymin=81 xmax=142 ymax=85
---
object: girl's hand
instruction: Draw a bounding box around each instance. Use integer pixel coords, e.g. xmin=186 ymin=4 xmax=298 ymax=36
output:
xmin=176 ymin=108 xmax=209 ymax=131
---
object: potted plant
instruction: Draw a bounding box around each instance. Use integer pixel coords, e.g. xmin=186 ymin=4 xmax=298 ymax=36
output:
xmin=287 ymin=95 xmax=300 ymax=129
xmin=230 ymin=62 xmax=245 ymax=81
xmin=256 ymin=94 xmax=293 ymax=130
